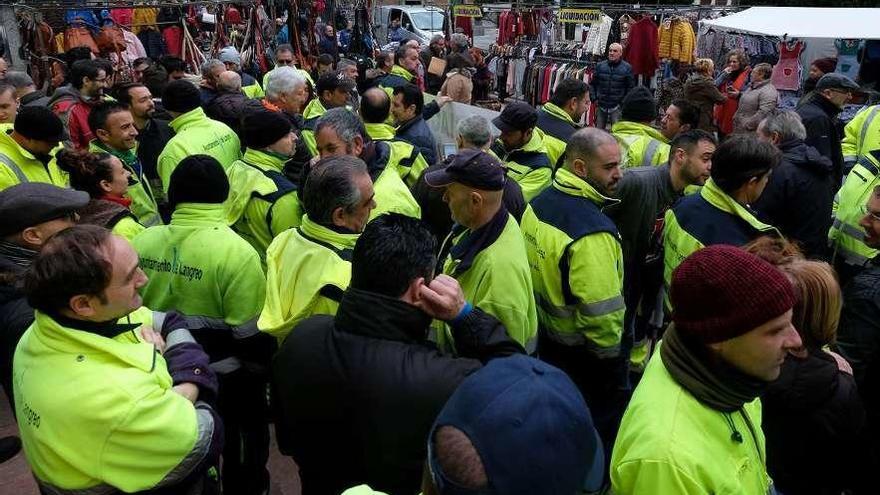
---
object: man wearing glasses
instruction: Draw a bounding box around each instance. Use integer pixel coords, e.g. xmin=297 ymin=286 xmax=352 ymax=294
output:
xmin=264 ymin=44 xmax=315 ymax=92
xmin=50 ymin=59 xmax=112 ymax=149
xmin=796 ymin=73 xmax=859 ymax=183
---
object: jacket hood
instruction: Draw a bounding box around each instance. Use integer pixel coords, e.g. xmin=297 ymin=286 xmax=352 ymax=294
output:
xmin=611 ymin=120 xmax=668 ymax=142
xmin=765 ymin=350 xmax=839 ymax=410
xmin=779 ymin=139 xmax=833 ymax=175
xmin=47 ymin=85 xmax=80 ymax=106
xmin=0 ymin=255 xmax=25 ymax=305
xmin=335 ymin=287 xmax=432 ymax=342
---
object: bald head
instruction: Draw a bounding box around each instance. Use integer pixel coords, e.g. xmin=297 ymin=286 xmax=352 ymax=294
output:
xmin=217 ymin=71 xmax=242 ymax=93
xmin=360 ymin=87 xmax=391 ymax=124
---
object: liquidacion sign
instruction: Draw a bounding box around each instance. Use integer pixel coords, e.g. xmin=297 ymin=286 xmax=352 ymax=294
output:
xmin=558 ymin=8 xmax=604 ymax=24
xmin=453 ymin=5 xmax=483 ymax=18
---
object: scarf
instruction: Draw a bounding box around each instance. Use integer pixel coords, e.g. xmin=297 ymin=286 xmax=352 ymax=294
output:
xmin=0 ymin=240 xmax=37 ymax=268
xmin=660 ymin=324 xmax=767 ymax=412
xmin=100 ymin=194 xmax=133 ymax=208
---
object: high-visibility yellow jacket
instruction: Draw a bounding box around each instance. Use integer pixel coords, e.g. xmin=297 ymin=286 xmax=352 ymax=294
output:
xmin=226 ymin=148 xmax=302 ymax=258
xmin=439 ymin=208 xmax=538 ymax=352
xmin=14 ymin=308 xmax=217 ymax=493
xmin=365 ymin=122 xmax=430 ymax=188
xmin=157 ymin=107 xmax=241 ymax=192
xmin=0 ymin=125 xmax=67 ymax=191
xmin=612 ymin=120 xmax=670 ymax=169
xmin=829 ymin=150 xmax=880 ymax=267
xmin=535 ymin=102 xmax=580 ymax=168
xmin=89 ymin=140 xmax=161 ymax=227
xmin=842 ymin=104 xmax=880 ymax=172
xmin=521 ymin=167 xmax=625 ymax=357
xmin=258 ymin=214 xmax=358 ymax=340
xmin=490 ymin=132 xmax=553 ymax=202
xmin=301 ymin=97 xmax=328 ymax=157
xmin=366 ymin=141 xmax=421 ymax=220
xmin=132 ymin=202 xmax=266 ymax=325
xmin=663 ymin=178 xmax=780 ymax=293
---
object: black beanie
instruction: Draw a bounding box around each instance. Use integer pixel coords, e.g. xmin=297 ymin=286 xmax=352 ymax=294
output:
xmin=621 ymin=86 xmax=656 ymax=123
xmin=243 ymin=111 xmax=292 ymax=149
xmin=15 ymin=106 xmax=64 ymax=142
xmin=167 ymin=155 xmax=230 ymax=209
xmin=162 ymin=80 xmax=201 ymax=114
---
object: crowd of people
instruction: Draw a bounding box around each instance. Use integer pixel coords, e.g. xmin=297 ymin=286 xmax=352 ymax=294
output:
xmin=0 ymin=27 xmax=878 ymax=495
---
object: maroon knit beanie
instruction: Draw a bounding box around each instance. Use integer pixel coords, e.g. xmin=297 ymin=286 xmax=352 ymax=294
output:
xmin=670 ymin=245 xmax=797 ymax=343
xmin=811 ymin=57 xmax=838 ymax=76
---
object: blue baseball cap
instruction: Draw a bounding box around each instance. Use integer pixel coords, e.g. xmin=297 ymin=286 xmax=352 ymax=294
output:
xmin=423 ymin=149 xmax=506 ymax=191
xmin=427 ymin=355 xmax=604 ymax=494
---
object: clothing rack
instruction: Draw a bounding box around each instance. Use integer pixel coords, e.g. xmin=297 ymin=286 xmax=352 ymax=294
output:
xmin=534 ymin=54 xmax=595 ymax=65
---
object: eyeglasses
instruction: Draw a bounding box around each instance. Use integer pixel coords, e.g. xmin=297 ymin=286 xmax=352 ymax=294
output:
xmin=276 ymin=59 xmax=294 ymax=65
xmin=860 ymin=204 xmax=880 ymax=221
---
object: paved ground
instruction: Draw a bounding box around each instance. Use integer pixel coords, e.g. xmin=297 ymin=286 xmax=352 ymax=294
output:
xmin=0 ymin=387 xmax=301 ymax=495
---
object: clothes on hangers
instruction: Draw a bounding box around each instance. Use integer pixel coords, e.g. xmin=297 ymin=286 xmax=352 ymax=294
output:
xmin=625 ymin=16 xmax=660 ymax=78
xmin=836 ymin=39 xmax=861 ymax=81
xmin=658 ymin=18 xmax=695 ymax=64
xmin=585 ymin=15 xmax=614 ymax=56
xmin=771 ymin=40 xmax=804 ymax=91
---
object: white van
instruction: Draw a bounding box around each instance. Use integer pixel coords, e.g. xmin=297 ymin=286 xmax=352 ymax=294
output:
xmin=373 ymin=5 xmax=446 ymax=46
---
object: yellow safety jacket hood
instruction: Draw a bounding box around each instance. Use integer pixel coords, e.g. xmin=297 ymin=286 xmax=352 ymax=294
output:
xmin=490 ymin=131 xmax=553 ymax=201
xmin=0 ymin=126 xmax=67 ymax=190
xmin=90 ymin=140 xmax=162 ymax=227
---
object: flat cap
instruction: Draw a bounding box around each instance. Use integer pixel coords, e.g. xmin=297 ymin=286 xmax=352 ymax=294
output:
xmin=816 ymin=73 xmax=860 ymax=92
xmin=0 ymin=183 xmax=89 ymax=236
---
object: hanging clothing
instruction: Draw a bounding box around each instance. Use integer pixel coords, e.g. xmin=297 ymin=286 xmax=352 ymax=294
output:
xmin=131 ymin=8 xmax=158 ymax=35
xmin=625 ymin=17 xmax=660 ymax=78
xmin=585 ymin=15 xmax=614 ymax=56
xmin=836 ymin=39 xmax=861 ymax=81
xmin=771 ymin=41 xmax=804 ymax=91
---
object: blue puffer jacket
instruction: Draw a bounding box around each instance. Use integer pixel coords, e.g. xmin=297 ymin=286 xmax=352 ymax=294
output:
xmin=590 ymin=60 xmax=635 ymax=110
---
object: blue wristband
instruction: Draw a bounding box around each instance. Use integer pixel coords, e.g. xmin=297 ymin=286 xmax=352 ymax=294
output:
xmin=449 ymin=301 xmax=473 ymax=324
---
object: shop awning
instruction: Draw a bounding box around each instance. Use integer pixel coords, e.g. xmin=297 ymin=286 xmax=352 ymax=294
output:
xmin=702 ymin=7 xmax=880 ymax=40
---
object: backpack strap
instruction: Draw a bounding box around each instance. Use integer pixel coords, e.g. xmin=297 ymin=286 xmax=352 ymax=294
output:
xmin=241 ymin=161 xmax=298 ymax=235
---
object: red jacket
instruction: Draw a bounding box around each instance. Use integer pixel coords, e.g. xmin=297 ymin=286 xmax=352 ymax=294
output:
xmin=624 ymin=17 xmax=659 ymax=78
xmin=52 ymin=96 xmax=102 ymax=149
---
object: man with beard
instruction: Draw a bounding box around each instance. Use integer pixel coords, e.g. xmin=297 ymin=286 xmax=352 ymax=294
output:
xmin=51 ymin=59 xmax=111 ymax=149
xmin=115 ymin=83 xmax=174 ymax=216
xmin=520 ymin=127 xmax=627 ymax=458
xmin=608 ymin=130 xmax=717 ymax=378
xmin=0 ymin=106 xmax=66 ymax=190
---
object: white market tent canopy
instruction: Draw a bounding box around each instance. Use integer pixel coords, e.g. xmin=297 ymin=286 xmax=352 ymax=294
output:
xmin=701 ymin=7 xmax=880 ymax=40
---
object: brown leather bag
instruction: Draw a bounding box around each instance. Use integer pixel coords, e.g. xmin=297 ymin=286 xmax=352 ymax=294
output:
xmin=63 ymin=26 xmax=98 ymax=54
xmin=95 ymin=25 xmax=127 ymax=53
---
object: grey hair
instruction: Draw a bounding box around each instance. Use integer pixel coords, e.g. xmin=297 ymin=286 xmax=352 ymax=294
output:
xmin=760 ymin=110 xmax=807 ymax=142
xmin=265 ymin=66 xmax=307 ymax=101
xmin=217 ymin=71 xmax=241 ymax=92
xmin=303 ymin=155 xmax=369 ymax=224
xmin=564 ymin=128 xmax=618 ymax=167
xmin=430 ymin=34 xmax=445 ymax=46
xmin=315 ymin=107 xmax=368 ymax=146
xmin=450 ymin=33 xmax=469 ymax=50
xmin=5 ymin=71 xmax=34 ymax=89
xmin=337 ymin=59 xmax=357 ymax=70
xmin=457 ymin=115 xmax=492 ymax=148
xmin=275 ymin=44 xmax=294 ymax=56
xmin=201 ymin=58 xmax=224 ymax=74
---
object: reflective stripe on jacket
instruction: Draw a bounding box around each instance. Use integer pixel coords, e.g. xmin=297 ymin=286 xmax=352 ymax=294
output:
xmin=521 ymin=167 xmax=625 ymax=356
xmin=258 ymin=215 xmax=357 ymax=341
xmin=132 ymin=203 xmax=265 ymax=325
xmin=14 ymin=308 xmax=214 ymax=492
xmin=611 ymin=120 xmax=670 ymax=169
xmin=490 ymin=132 xmax=553 ymax=202
xmin=842 ymin=104 xmax=880 ymax=172
xmin=829 ymin=150 xmax=880 ymax=267
xmin=226 ymin=148 xmax=302 ymax=258
xmin=0 ymin=125 xmax=67 ymax=190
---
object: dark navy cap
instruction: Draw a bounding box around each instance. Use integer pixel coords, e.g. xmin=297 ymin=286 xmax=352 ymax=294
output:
xmin=491 ymin=101 xmax=537 ymax=133
xmin=428 ymin=355 xmax=604 ymax=495
xmin=423 ymin=149 xmax=506 ymax=191
xmin=816 ymin=73 xmax=860 ymax=92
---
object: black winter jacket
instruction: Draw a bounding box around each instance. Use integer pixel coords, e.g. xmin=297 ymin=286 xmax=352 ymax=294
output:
xmin=395 ymin=115 xmax=438 ymax=165
xmin=589 ymin=59 xmax=635 ymax=110
xmin=762 ymin=349 xmax=871 ymax=495
xmin=271 ymin=288 xmax=524 ymax=495
xmin=0 ymin=255 xmax=33 ymax=410
xmin=797 ymin=94 xmax=845 ymax=182
xmin=753 ymin=139 xmax=835 ymax=259
xmin=204 ymin=92 xmax=265 ymax=140
xmin=839 ymin=259 xmax=880 ymax=420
